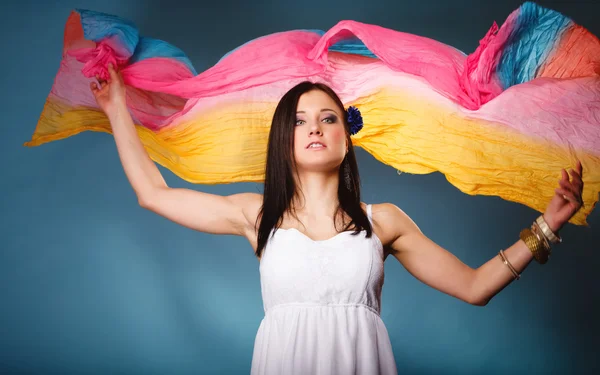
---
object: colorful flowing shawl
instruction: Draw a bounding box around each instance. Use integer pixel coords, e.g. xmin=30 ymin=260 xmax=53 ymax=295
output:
xmin=26 ymin=1 xmax=600 ymax=225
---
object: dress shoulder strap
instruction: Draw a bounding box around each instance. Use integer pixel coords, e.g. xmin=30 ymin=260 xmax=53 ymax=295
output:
xmin=366 ymin=204 xmax=373 ymax=225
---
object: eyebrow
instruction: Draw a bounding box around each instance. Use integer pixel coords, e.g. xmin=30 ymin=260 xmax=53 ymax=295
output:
xmin=296 ymin=109 xmax=338 ymax=114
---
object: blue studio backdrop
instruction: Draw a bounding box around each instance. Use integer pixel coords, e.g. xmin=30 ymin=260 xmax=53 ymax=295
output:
xmin=1 ymin=0 xmax=599 ymax=374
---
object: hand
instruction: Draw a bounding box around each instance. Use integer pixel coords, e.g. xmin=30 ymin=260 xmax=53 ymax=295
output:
xmin=90 ymin=63 xmax=126 ymax=116
xmin=543 ymin=160 xmax=584 ymax=233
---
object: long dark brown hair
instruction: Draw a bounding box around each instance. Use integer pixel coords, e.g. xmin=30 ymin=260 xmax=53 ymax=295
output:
xmin=254 ymin=81 xmax=372 ymax=258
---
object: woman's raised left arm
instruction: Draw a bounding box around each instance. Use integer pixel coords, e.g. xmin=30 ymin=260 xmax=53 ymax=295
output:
xmin=381 ymin=161 xmax=584 ymax=306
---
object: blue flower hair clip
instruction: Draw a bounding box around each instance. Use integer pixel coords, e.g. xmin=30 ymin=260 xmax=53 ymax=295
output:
xmin=346 ymin=106 xmax=363 ymax=135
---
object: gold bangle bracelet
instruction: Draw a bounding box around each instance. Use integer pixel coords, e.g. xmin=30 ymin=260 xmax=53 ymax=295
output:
xmin=498 ymin=249 xmax=520 ymax=280
xmin=520 ymin=228 xmax=549 ymax=264
xmin=531 ymin=221 xmax=551 ymax=254
xmin=535 ymin=215 xmax=562 ymax=244
xmin=520 ymin=228 xmax=550 ymax=264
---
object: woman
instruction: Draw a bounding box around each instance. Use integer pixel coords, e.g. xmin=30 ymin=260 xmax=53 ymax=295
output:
xmin=91 ymin=63 xmax=584 ymax=375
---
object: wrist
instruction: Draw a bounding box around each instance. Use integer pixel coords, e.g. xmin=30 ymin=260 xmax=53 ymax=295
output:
xmin=542 ymin=214 xmax=561 ymax=235
xmin=106 ymin=101 xmax=128 ymax=122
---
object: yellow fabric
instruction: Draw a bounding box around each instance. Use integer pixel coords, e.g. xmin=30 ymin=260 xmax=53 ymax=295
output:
xmin=26 ymin=90 xmax=597 ymax=226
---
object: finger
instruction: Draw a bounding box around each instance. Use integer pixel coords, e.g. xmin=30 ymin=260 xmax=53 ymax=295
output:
xmin=555 ymin=188 xmax=577 ymax=203
xmin=576 ymin=160 xmax=584 ymax=180
xmin=570 ymin=166 xmax=584 ymax=189
xmin=90 ymin=81 xmax=98 ymax=93
xmin=558 ymin=180 xmax=580 ymax=201
xmin=561 ymin=169 xmax=570 ymax=183
xmin=562 ymin=195 xmax=580 ymax=206
xmin=558 ymin=179 xmax=578 ymax=197
xmin=568 ymin=168 xmax=581 ymax=181
xmin=107 ymin=63 xmax=118 ymax=81
xmin=568 ymin=169 xmax=583 ymax=190
xmin=555 ymin=188 xmax=583 ymax=207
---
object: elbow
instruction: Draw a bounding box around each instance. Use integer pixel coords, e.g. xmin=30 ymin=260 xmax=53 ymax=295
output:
xmin=138 ymin=186 xmax=168 ymax=210
xmin=470 ymin=297 xmax=490 ymax=307
xmin=468 ymin=292 xmax=490 ymax=307
xmin=138 ymin=197 xmax=149 ymax=209
xmin=137 ymin=192 xmax=155 ymax=209
xmin=468 ymin=270 xmax=490 ymax=306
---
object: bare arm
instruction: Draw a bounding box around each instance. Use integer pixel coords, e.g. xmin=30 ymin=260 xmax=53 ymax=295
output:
xmin=91 ymin=64 xmax=260 ymax=237
xmin=105 ymin=100 xmax=166 ymax=202
xmin=377 ymin=203 xmax=533 ymax=306
xmin=379 ymin=163 xmax=583 ymax=306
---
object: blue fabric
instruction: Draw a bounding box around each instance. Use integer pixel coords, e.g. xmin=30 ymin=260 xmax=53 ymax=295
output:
xmin=130 ymin=37 xmax=197 ymax=75
xmin=76 ymin=9 xmax=196 ymax=74
xmin=329 ymin=36 xmax=378 ymax=58
xmin=299 ymin=29 xmax=378 ymax=58
xmin=218 ymin=29 xmax=378 ymax=64
xmin=76 ymin=9 xmax=139 ymax=56
xmin=496 ymin=1 xmax=572 ymax=89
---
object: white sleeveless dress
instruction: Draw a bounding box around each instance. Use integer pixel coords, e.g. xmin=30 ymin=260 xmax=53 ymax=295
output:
xmin=251 ymin=204 xmax=398 ymax=375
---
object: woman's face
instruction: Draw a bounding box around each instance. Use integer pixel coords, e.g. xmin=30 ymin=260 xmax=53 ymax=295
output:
xmin=293 ymin=89 xmax=348 ymax=173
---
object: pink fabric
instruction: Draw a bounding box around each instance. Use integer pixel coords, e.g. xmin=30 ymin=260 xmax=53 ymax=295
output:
xmin=68 ymin=37 xmax=129 ymax=81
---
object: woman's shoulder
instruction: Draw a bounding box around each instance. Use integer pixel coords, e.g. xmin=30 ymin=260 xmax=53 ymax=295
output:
xmin=366 ymin=202 xmax=404 ymax=217
xmin=366 ymin=202 xmax=416 ymax=247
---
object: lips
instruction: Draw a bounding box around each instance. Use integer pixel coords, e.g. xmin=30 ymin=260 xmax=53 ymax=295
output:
xmin=306 ymin=141 xmax=326 ymax=149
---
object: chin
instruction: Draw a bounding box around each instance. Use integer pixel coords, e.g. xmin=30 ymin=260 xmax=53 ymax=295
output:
xmin=295 ymin=158 xmax=343 ymax=173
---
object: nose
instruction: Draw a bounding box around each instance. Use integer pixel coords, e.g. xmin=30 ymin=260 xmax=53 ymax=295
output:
xmin=309 ymin=122 xmax=322 ymax=136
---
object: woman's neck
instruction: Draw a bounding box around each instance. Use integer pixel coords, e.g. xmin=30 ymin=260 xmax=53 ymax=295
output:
xmin=291 ymin=170 xmax=340 ymax=221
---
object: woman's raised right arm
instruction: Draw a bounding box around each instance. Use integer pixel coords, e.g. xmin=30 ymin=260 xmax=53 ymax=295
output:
xmin=91 ymin=64 xmax=261 ymax=237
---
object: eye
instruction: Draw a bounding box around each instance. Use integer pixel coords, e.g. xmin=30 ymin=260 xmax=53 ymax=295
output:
xmin=322 ymin=116 xmax=337 ymax=124
xmin=295 ymin=119 xmax=305 ymax=126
